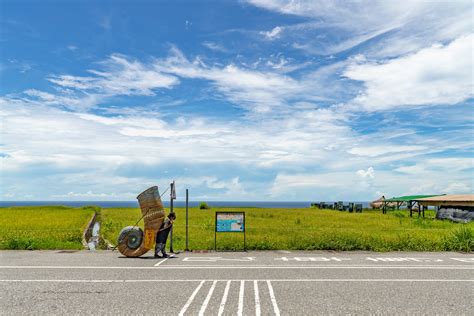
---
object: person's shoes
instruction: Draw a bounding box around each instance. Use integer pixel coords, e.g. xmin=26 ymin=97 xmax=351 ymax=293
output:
xmin=154 ymin=254 xmax=163 ymax=258
xmin=161 ymin=253 xmax=170 ymax=258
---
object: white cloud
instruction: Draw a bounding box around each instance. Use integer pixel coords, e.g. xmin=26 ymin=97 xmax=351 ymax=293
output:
xmin=344 ymin=35 xmax=473 ymax=111
xmin=348 ymin=145 xmax=427 ymax=158
xmin=51 ymin=191 xmax=135 ymax=199
xmin=2 ymin=94 xmax=472 ymax=200
xmin=356 ymin=167 xmax=374 ymax=179
xmin=260 ymin=26 xmax=283 ymax=40
xmin=443 ymin=182 xmax=471 ymax=194
xmin=154 ymin=47 xmax=304 ymax=113
xmin=49 ymin=54 xmax=179 ymax=96
xmin=247 ymin=1 xmax=472 ymax=57
xmin=3 ymin=35 xmax=473 ymax=201
xmin=395 ymin=158 xmax=473 ymax=175
xmin=202 ymin=41 xmax=227 ymax=52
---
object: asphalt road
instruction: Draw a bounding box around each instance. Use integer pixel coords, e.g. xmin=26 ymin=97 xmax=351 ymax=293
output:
xmin=0 ymin=250 xmax=473 ymax=315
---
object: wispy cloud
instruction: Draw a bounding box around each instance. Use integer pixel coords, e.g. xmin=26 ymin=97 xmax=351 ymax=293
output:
xmin=202 ymin=41 xmax=228 ymax=52
xmin=260 ymin=26 xmax=283 ymax=40
xmin=49 ymin=54 xmax=179 ymax=96
xmin=247 ymin=0 xmax=472 ymax=56
xmin=344 ymin=35 xmax=473 ymax=111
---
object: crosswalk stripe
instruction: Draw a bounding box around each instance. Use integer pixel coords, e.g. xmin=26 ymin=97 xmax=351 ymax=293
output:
xmin=267 ymin=280 xmax=280 ymax=316
xmin=218 ymin=280 xmax=231 ymax=316
xmin=199 ymin=280 xmax=217 ymax=316
xmin=178 ymin=280 xmax=205 ymax=316
xmin=254 ymin=280 xmax=261 ymax=316
xmin=238 ymin=280 xmax=245 ymax=316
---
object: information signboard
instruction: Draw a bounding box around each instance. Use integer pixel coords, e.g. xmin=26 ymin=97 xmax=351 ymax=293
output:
xmin=216 ymin=212 xmax=245 ymax=232
xmin=215 ymin=211 xmax=246 ymax=250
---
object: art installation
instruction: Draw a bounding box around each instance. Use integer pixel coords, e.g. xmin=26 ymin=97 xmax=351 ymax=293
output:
xmin=117 ymin=186 xmax=166 ymax=257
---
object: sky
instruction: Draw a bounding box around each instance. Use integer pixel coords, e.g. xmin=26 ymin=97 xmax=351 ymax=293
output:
xmin=0 ymin=0 xmax=473 ymax=201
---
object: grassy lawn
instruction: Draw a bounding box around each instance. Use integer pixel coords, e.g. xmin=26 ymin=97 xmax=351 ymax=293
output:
xmin=0 ymin=206 xmax=97 ymax=250
xmin=101 ymin=207 xmax=473 ymax=252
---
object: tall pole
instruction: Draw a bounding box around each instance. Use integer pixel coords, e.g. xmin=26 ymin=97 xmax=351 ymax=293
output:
xmin=169 ymin=181 xmax=175 ymax=253
xmin=185 ymin=189 xmax=189 ymax=251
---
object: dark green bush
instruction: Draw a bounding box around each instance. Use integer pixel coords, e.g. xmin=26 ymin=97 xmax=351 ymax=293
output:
xmin=199 ymin=202 xmax=210 ymax=210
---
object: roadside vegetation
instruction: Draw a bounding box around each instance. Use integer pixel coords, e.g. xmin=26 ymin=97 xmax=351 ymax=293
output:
xmin=1 ymin=205 xmax=471 ymax=251
xmin=101 ymin=207 xmax=474 ymax=252
xmin=0 ymin=206 xmax=96 ymax=250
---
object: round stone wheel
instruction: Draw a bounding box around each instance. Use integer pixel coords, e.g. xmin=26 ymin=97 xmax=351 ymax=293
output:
xmin=118 ymin=226 xmax=143 ymax=250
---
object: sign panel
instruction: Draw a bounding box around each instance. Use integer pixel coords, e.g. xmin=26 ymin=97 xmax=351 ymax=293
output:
xmin=216 ymin=212 xmax=245 ymax=232
xmin=170 ymin=181 xmax=176 ymax=200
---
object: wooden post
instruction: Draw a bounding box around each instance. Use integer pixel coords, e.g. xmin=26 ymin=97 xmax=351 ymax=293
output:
xmin=418 ymin=203 xmax=421 ymax=218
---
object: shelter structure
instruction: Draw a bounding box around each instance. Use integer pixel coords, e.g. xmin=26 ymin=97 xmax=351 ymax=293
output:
xmin=415 ymin=194 xmax=474 ymax=223
xmin=415 ymin=194 xmax=474 ymax=208
xmin=370 ymin=196 xmax=385 ymax=209
xmin=382 ymin=194 xmax=444 ymax=217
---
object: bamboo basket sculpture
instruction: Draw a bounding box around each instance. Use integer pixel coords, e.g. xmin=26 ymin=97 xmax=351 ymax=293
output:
xmin=117 ymin=186 xmax=166 ymax=257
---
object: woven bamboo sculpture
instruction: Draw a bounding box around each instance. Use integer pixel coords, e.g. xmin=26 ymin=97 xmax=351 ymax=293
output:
xmin=117 ymin=186 xmax=166 ymax=257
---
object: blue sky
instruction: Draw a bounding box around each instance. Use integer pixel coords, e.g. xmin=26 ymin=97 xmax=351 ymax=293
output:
xmin=0 ymin=0 xmax=473 ymax=201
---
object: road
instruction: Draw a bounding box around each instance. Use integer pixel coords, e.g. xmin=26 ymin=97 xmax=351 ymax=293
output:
xmin=0 ymin=251 xmax=473 ymax=315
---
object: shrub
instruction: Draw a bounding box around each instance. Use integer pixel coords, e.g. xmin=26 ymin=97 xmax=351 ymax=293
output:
xmin=443 ymin=225 xmax=474 ymax=252
xmin=199 ymin=202 xmax=210 ymax=210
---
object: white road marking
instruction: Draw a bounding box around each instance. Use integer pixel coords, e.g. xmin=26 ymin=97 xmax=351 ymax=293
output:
xmin=1 ymin=265 xmax=472 ymax=270
xmin=178 ymin=280 xmax=205 ymax=316
xmin=183 ymin=257 xmax=256 ymax=262
xmin=254 ymin=280 xmax=261 ymax=316
xmin=267 ymin=280 xmax=280 ymax=316
xmin=218 ymin=280 xmax=231 ymax=316
xmin=154 ymin=253 xmax=175 ymax=266
xmin=366 ymin=257 xmax=443 ymax=262
xmin=199 ymin=280 xmax=217 ymax=316
xmin=154 ymin=258 xmax=169 ymax=266
xmin=451 ymin=258 xmax=474 ymax=263
xmin=276 ymin=257 xmax=351 ymax=262
xmin=238 ymin=280 xmax=245 ymax=316
xmin=0 ymin=279 xmax=472 ymax=283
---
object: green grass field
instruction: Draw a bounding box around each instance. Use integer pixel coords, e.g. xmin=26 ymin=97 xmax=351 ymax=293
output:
xmin=0 ymin=206 xmax=97 ymax=250
xmin=101 ymin=207 xmax=473 ymax=252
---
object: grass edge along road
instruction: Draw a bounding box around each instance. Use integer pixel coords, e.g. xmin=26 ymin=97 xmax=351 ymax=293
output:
xmin=0 ymin=205 xmax=472 ymax=251
xmin=100 ymin=207 xmax=473 ymax=252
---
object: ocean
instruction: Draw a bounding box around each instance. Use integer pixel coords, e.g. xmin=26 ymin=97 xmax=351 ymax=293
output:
xmin=0 ymin=201 xmax=371 ymax=208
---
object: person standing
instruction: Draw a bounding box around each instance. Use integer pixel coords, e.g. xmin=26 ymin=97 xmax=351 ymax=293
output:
xmin=154 ymin=212 xmax=176 ymax=258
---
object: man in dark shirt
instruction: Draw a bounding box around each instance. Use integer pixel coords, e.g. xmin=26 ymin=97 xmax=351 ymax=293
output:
xmin=154 ymin=212 xmax=176 ymax=258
